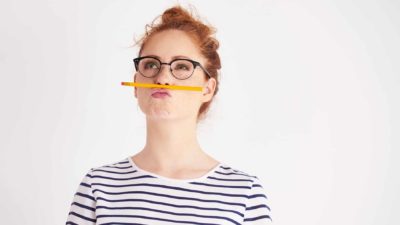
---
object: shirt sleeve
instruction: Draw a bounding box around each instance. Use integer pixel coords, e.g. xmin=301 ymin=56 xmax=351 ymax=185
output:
xmin=66 ymin=168 xmax=97 ymax=225
xmin=243 ymin=176 xmax=273 ymax=224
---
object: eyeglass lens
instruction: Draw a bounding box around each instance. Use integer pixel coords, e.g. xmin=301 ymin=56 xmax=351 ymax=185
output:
xmin=138 ymin=58 xmax=194 ymax=79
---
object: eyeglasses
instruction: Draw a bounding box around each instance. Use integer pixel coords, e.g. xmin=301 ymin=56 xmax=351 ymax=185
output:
xmin=133 ymin=56 xmax=211 ymax=80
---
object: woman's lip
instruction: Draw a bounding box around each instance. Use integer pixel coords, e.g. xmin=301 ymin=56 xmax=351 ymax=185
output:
xmin=151 ymin=88 xmax=171 ymax=96
xmin=151 ymin=92 xmax=170 ymax=98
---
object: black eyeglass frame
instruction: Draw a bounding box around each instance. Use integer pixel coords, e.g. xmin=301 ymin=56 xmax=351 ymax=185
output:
xmin=133 ymin=56 xmax=212 ymax=80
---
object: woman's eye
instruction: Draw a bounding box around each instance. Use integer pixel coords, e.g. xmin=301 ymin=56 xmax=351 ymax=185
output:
xmin=176 ymin=64 xmax=189 ymax=70
xmin=144 ymin=62 xmax=158 ymax=69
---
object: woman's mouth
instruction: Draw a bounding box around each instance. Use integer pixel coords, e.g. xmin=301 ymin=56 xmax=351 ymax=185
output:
xmin=151 ymin=89 xmax=171 ymax=98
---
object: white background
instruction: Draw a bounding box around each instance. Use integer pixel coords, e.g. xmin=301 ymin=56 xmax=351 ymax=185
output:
xmin=0 ymin=0 xmax=399 ymax=224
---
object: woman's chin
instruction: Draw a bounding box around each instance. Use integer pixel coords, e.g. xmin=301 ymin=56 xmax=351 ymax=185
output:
xmin=147 ymin=109 xmax=173 ymax=119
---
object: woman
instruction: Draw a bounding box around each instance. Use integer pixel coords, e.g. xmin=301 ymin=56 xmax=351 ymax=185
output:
xmin=66 ymin=5 xmax=272 ymax=225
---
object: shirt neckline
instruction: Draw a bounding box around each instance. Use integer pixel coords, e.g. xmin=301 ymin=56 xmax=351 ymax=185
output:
xmin=127 ymin=156 xmax=222 ymax=183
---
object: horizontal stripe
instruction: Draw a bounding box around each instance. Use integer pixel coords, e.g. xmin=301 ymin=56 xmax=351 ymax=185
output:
xmin=88 ymin=174 xmax=155 ymax=180
xmin=71 ymin=202 xmax=96 ymax=212
xmin=68 ymin=211 xmax=96 ymax=222
xmin=99 ymin=223 xmax=145 ymax=225
xmin=215 ymin=170 xmax=257 ymax=178
xmin=246 ymin=203 xmax=271 ymax=212
xmin=96 ymin=197 xmax=244 ymax=217
xmin=207 ymin=176 xmax=253 ymax=182
xmin=92 ymin=182 xmax=251 ymax=198
xmin=104 ymin=165 xmax=132 ymax=169
xmin=93 ymin=189 xmax=246 ymax=207
xmin=96 ymin=214 xmax=221 ymax=225
xmin=65 ymin=222 xmax=79 ymax=225
xmin=92 ymin=169 xmax=139 ymax=175
xmin=190 ymin=181 xmax=251 ymax=189
xmin=75 ymin=192 xmax=95 ymax=201
xmin=243 ymin=214 xmax=272 ymax=222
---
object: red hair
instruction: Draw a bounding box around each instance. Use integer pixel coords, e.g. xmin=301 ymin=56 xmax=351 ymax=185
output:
xmin=132 ymin=4 xmax=221 ymax=122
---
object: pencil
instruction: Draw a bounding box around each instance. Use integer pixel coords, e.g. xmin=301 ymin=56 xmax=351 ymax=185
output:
xmin=121 ymin=82 xmax=203 ymax=92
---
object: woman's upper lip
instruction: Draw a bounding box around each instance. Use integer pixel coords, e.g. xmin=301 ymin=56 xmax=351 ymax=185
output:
xmin=151 ymin=88 xmax=171 ymax=96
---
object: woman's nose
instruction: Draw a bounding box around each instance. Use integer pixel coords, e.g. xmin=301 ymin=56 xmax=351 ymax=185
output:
xmin=155 ymin=64 xmax=173 ymax=84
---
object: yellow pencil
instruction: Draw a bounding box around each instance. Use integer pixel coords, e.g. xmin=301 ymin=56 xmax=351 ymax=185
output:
xmin=121 ymin=82 xmax=203 ymax=92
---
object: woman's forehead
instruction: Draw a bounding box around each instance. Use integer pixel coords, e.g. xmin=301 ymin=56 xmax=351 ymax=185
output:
xmin=140 ymin=54 xmax=192 ymax=61
xmin=140 ymin=52 xmax=205 ymax=64
xmin=140 ymin=30 xmax=204 ymax=62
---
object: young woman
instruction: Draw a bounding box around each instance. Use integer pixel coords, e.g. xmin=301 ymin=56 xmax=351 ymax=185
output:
xmin=66 ymin=5 xmax=272 ymax=225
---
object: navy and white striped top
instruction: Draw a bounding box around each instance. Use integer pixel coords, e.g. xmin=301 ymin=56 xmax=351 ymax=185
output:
xmin=66 ymin=157 xmax=272 ymax=224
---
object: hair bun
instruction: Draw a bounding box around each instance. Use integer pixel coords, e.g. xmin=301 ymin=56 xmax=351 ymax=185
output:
xmin=162 ymin=7 xmax=193 ymax=24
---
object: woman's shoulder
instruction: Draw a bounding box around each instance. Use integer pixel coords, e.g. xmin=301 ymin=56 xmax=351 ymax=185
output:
xmin=218 ymin=163 xmax=273 ymax=222
xmin=218 ymin=163 xmax=260 ymax=179
xmin=85 ymin=157 xmax=133 ymax=175
xmin=216 ymin=162 xmax=270 ymax=189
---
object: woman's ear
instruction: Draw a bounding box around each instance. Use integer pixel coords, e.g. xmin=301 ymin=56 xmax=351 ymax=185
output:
xmin=202 ymin=78 xmax=216 ymax=101
xmin=203 ymin=82 xmax=209 ymax=95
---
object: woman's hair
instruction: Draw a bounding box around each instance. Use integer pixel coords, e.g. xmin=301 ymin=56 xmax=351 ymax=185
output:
xmin=132 ymin=4 xmax=221 ymax=122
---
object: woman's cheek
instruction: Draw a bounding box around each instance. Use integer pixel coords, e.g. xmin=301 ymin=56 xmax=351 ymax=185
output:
xmin=182 ymin=92 xmax=203 ymax=113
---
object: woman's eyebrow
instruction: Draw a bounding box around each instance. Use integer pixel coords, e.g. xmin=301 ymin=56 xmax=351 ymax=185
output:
xmin=144 ymin=54 xmax=191 ymax=60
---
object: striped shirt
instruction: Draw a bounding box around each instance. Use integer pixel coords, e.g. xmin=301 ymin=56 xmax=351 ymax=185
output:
xmin=66 ymin=157 xmax=272 ymax=224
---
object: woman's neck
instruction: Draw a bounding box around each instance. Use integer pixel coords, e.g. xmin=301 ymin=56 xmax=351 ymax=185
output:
xmin=133 ymin=116 xmax=217 ymax=172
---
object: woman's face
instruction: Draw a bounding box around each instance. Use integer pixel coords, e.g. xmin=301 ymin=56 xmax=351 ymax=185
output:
xmin=134 ymin=29 xmax=216 ymax=121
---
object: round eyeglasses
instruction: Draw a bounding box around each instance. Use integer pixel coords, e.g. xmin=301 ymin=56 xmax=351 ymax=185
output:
xmin=133 ymin=56 xmax=212 ymax=80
